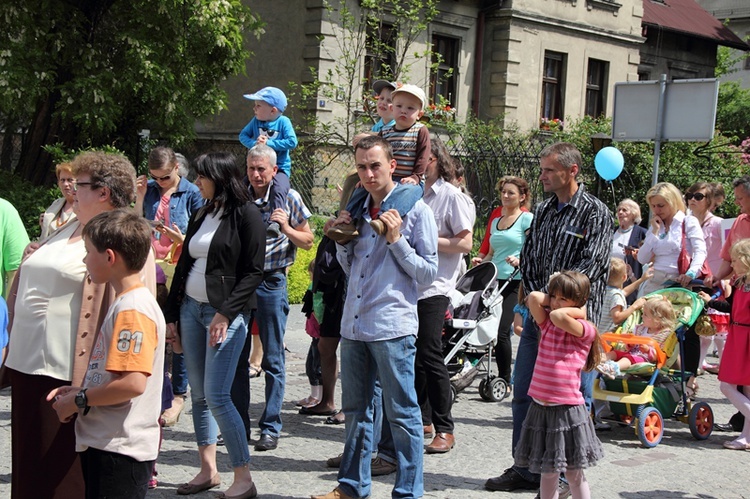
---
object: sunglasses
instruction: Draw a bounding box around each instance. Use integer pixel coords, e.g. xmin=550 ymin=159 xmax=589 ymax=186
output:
xmin=685 ymin=192 xmax=706 ymax=201
xmin=150 ymin=172 xmax=173 ymax=182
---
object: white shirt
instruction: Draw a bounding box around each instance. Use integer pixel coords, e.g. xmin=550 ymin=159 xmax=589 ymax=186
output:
xmin=418 ymin=178 xmax=476 ymax=299
xmin=185 ymin=211 xmax=222 ymax=303
xmin=638 ymin=211 xmax=706 ymax=275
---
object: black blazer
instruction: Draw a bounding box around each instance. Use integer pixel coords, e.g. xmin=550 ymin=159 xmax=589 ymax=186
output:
xmin=165 ymin=202 xmax=266 ymax=324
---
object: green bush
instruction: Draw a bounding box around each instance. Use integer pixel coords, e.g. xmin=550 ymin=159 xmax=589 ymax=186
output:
xmin=287 ymin=240 xmax=319 ymax=304
xmin=0 ymin=171 xmax=59 ymax=240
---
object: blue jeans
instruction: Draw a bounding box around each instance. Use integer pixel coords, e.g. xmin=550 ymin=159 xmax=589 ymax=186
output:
xmin=255 ymin=272 xmax=290 ymax=437
xmin=180 ymin=295 xmax=250 ymax=468
xmin=338 ymin=336 xmax=423 ymax=499
xmin=171 ymin=352 xmax=188 ymax=395
xmin=510 ymin=314 xmax=541 ymax=483
xmin=346 ymin=182 xmax=424 ymax=221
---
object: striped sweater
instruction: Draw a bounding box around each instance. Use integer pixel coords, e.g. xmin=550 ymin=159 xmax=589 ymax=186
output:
xmin=528 ymin=318 xmax=596 ymax=405
xmin=380 ymin=122 xmax=430 ymax=183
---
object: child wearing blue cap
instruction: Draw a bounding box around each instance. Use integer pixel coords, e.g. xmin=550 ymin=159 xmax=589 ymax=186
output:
xmin=239 ymin=86 xmax=298 ymax=237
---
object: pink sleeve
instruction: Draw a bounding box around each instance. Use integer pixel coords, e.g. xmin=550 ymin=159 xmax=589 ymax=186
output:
xmin=578 ymin=318 xmax=596 ymax=343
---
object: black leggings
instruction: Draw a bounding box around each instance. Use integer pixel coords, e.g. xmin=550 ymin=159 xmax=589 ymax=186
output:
xmin=493 ymin=279 xmax=520 ymax=383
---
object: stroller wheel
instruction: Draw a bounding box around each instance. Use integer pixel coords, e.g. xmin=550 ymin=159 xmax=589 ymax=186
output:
xmin=478 ymin=377 xmax=492 ymax=401
xmin=450 ymin=384 xmax=458 ymax=405
xmin=636 ymin=406 xmax=664 ymax=448
xmin=688 ymin=401 xmax=713 ymax=440
xmin=487 ymin=377 xmax=509 ymax=402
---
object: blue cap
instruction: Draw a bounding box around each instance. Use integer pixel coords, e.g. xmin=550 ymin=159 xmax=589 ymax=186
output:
xmin=243 ymin=86 xmax=287 ymax=113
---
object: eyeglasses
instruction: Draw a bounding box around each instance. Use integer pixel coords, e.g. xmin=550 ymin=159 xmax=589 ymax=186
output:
xmin=72 ymin=182 xmax=99 ymax=192
xmin=150 ymin=172 xmax=173 ymax=182
xmin=685 ymin=192 xmax=706 ymax=201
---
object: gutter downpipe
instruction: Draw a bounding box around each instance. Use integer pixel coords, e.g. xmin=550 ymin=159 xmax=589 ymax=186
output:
xmin=472 ymin=1 xmax=504 ymax=117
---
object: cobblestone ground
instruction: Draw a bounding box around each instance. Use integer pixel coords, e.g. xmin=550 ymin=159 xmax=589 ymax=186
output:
xmin=1 ymin=305 xmax=748 ymax=498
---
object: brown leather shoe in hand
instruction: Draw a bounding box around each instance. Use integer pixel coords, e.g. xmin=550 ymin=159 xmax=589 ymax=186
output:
xmin=369 ymin=218 xmax=387 ymax=235
xmin=326 ymin=223 xmax=359 ymax=244
xmin=425 ymin=432 xmax=455 ymax=454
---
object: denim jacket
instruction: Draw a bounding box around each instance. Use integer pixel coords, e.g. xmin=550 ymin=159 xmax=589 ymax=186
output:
xmin=143 ymin=177 xmax=204 ymax=233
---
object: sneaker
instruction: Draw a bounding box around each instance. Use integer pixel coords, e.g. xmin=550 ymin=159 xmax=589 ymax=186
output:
xmin=534 ymin=479 xmax=571 ymax=499
xmin=326 ymin=223 xmax=359 ymax=244
xmin=594 ymin=418 xmax=612 ymax=431
xmin=485 ymin=468 xmax=539 ymax=492
xmin=371 ymin=456 xmax=397 ymax=476
xmin=596 ymin=360 xmax=620 ymax=380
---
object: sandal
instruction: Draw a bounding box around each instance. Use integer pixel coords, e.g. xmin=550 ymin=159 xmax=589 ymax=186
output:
xmin=249 ymin=366 xmax=263 ymax=378
xmin=295 ymin=396 xmax=321 ymax=408
xmin=325 ymin=410 xmax=345 ymax=425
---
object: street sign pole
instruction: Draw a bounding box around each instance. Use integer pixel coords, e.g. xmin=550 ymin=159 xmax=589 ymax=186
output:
xmin=652 ymin=74 xmax=667 ymax=187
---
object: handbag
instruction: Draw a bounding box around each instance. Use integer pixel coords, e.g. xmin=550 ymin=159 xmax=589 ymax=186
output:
xmin=677 ymin=219 xmax=711 ymax=279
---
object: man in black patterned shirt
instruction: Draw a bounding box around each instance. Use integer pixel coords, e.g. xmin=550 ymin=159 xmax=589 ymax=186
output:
xmin=486 ymin=142 xmax=612 ymax=494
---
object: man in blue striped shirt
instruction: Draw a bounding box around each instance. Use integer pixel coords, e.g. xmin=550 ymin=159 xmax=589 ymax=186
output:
xmin=313 ymin=136 xmax=438 ymax=499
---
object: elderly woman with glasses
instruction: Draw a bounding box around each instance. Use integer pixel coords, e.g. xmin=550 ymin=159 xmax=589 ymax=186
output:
xmin=611 ymin=198 xmax=648 ymax=304
xmin=39 ymin=162 xmax=77 ymax=240
xmin=4 ymin=151 xmax=156 ymax=498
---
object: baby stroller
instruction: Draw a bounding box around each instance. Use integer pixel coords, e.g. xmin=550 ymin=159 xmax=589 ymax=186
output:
xmin=442 ymin=262 xmax=516 ymax=403
xmin=593 ymin=287 xmax=714 ymax=448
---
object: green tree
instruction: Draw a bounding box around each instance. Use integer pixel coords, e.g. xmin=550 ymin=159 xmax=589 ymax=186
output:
xmin=0 ymin=0 xmax=262 ymax=184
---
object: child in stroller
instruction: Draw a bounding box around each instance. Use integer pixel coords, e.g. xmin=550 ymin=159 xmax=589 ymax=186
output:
xmin=597 ymin=296 xmax=675 ymax=379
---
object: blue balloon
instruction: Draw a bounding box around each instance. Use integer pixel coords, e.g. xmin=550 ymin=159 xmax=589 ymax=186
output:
xmin=594 ymin=146 xmax=624 ymax=181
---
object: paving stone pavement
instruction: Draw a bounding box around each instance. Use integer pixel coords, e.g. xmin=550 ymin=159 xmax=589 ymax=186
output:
xmin=1 ymin=304 xmax=748 ymax=498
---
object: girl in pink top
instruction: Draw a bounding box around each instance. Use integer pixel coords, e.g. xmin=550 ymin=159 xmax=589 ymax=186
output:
xmin=514 ymin=271 xmax=604 ymax=499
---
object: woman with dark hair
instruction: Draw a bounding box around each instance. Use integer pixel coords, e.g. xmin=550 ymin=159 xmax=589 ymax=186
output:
xmin=685 ymin=182 xmax=726 ymax=373
xmin=164 ymin=152 xmax=265 ymax=498
xmin=479 ymin=176 xmax=533 ymax=394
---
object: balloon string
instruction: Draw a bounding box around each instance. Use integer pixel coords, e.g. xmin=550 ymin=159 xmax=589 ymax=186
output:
xmin=609 ymin=181 xmax=616 ymax=207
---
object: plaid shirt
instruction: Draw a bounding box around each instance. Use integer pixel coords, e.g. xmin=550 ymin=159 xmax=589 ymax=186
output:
xmin=251 ymin=184 xmax=311 ymax=272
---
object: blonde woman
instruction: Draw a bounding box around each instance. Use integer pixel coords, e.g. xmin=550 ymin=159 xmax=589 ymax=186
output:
xmin=638 ymin=182 xmax=706 ymax=296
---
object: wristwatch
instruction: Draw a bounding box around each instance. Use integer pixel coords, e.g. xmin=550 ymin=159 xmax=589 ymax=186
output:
xmin=75 ymin=388 xmax=90 ymax=415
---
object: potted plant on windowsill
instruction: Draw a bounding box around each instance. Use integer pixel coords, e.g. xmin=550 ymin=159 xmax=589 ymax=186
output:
xmin=540 ymin=117 xmax=563 ymax=131
xmin=421 ymin=97 xmax=456 ymax=126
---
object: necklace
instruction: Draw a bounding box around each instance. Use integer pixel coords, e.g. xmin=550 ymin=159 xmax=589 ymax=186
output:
xmin=56 ymin=208 xmax=73 ymax=228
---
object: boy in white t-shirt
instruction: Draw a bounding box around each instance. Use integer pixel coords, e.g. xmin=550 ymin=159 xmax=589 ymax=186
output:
xmin=48 ymin=210 xmax=165 ymax=499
